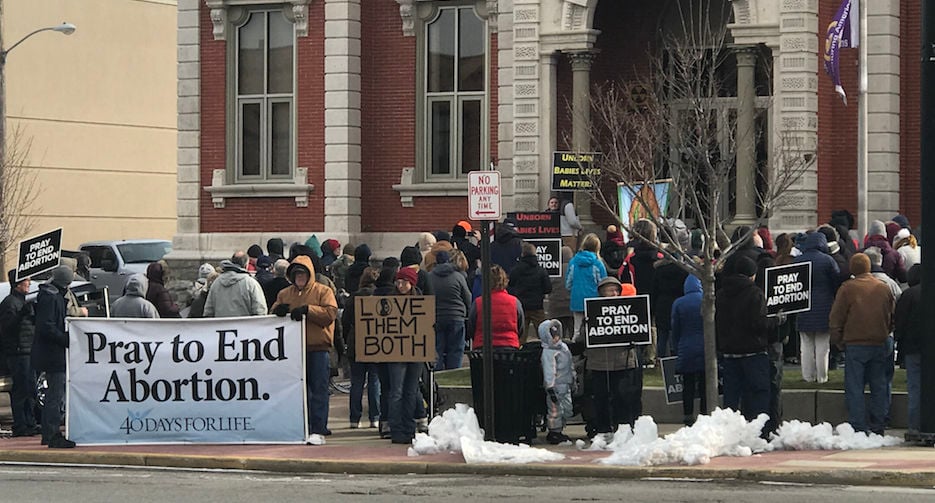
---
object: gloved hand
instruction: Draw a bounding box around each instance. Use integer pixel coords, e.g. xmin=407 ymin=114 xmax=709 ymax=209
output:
xmin=547 ymin=388 xmax=558 ymax=404
xmin=776 ymin=310 xmax=787 ymax=325
xmin=290 ymin=305 xmax=309 ymax=321
xmin=272 ymin=304 xmax=290 ymax=317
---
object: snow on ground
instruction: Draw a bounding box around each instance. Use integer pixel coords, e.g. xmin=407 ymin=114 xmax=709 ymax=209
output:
xmin=408 ymin=404 xmax=903 ymax=466
xmin=407 ymin=403 xmax=565 ymax=464
xmin=591 ymin=408 xmax=771 ymax=466
xmin=769 ymin=420 xmax=903 ymax=450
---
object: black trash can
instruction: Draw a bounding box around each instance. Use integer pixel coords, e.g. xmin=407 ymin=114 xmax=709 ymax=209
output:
xmin=468 ymin=347 xmax=544 ymax=444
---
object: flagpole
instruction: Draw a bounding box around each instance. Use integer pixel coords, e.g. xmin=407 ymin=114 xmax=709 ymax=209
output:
xmin=856 ymin=0 xmax=868 ymax=240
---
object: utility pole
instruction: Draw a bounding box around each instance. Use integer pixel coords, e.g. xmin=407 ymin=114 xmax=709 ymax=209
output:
xmin=916 ymin=0 xmax=935 ymax=444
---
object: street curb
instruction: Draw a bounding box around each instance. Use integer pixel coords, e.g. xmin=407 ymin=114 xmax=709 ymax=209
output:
xmin=1 ymin=449 xmax=935 ymax=488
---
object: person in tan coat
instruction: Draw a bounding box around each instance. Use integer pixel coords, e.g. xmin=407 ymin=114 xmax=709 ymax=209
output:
xmin=271 ymin=255 xmax=338 ymax=437
xmin=829 ymin=253 xmax=896 ymax=435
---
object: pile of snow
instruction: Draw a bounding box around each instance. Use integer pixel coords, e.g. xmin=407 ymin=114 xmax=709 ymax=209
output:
xmin=769 ymin=420 xmax=902 ymax=450
xmin=407 ymin=403 xmax=565 ymax=464
xmin=592 ymin=408 xmax=771 ymax=466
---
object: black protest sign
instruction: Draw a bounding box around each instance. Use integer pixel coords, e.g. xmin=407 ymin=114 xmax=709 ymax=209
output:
xmin=505 ymin=212 xmax=561 ymax=238
xmin=355 ymin=296 xmax=436 ymax=363
xmin=526 ymin=238 xmax=562 ymax=278
xmin=764 ymin=262 xmax=811 ymax=316
xmin=17 ymin=228 xmax=63 ymax=282
xmin=659 ymin=356 xmax=683 ymax=405
xmin=584 ymin=295 xmax=652 ymax=348
xmin=551 ymin=151 xmax=601 ymax=191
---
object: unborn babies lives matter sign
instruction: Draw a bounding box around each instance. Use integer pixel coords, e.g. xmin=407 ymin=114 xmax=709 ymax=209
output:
xmin=764 ymin=262 xmax=811 ymax=317
xmin=17 ymin=228 xmax=62 ymax=281
xmin=355 ymin=296 xmax=436 ymax=363
xmin=585 ymin=295 xmax=652 ymax=348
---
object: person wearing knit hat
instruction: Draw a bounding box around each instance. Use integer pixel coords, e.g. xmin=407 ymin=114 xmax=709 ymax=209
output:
xmin=829 ymin=252 xmax=896 ymax=435
xmin=891 ymin=214 xmax=910 ymax=230
xmin=400 ymin=245 xmax=433 ymax=295
xmin=394 ymin=266 xmax=418 ymax=290
xmin=32 ymin=265 xmax=78 ymax=448
xmin=400 ymin=246 xmax=422 ymax=267
xmin=894 ymin=228 xmax=921 ymax=271
xmin=320 ymin=239 xmax=341 ymax=269
xmin=385 ymin=262 xmax=423 ymax=444
xmin=715 ymin=254 xmax=778 ymax=431
xmin=246 ymin=244 xmax=263 ymax=272
xmin=862 ymin=219 xmax=907 ymax=283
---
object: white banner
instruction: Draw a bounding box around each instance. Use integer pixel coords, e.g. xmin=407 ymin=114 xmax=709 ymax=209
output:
xmin=67 ymin=316 xmax=307 ymax=445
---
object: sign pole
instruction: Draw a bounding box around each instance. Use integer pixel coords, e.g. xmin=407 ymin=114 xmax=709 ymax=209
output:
xmin=480 ymin=219 xmax=495 ymax=440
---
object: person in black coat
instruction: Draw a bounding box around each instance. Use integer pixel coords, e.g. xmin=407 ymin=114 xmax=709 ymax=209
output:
xmin=715 ymin=256 xmax=781 ymax=432
xmin=651 ymin=256 xmax=688 ymax=358
xmin=0 ymin=271 xmax=38 ymax=437
xmin=629 ymin=219 xmax=659 ymax=296
xmin=345 ymin=244 xmax=372 ymax=295
xmin=30 ymin=266 xmax=76 ymax=448
xmin=895 ymin=264 xmax=924 ymax=432
xmin=490 ymin=221 xmax=523 ymax=274
xmin=507 ymin=242 xmax=552 ymax=344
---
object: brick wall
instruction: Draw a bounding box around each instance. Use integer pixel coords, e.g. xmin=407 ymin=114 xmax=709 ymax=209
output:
xmin=198 ymin=3 xmax=326 ymax=233
xmin=359 ymin=6 xmax=499 ymax=233
xmin=900 ymin=1 xmax=922 ymax=225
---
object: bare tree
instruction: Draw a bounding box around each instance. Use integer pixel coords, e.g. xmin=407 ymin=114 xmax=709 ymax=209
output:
xmin=573 ymin=2 xmax=814 ymax=412
xmin=0 ymin=123 xmax=40 ymax=274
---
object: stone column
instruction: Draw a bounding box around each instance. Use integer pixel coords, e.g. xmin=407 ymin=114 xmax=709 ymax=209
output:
xmin=510 ymin=0 xmax=545 ymax=211
xmin=323 ymin=0 xmax=362 ymax=240
xmin=733 ymin=45 xmax=758 ymax=226
xmin=539 ymin=52 xmax=558 ymax=209
xmin=175 ymin=0 xmax=202 ymax=251
xmin=866 ymin=0 xmax=901 ymax=222
xmin=569 ymin=50 xmax=596 ymax=227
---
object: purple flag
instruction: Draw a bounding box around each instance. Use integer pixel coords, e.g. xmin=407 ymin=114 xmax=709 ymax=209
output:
xmin=823 ymin=0 xmax=858 ymax=104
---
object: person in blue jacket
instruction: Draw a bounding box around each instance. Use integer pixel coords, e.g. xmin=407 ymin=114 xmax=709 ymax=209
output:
xmin=792 ymin=231 xmax=840 ymax=383
xmin=565 ymin=233 xmax=607 ymax=341
xmin=670 ymin=274 xmax=705 ymax=425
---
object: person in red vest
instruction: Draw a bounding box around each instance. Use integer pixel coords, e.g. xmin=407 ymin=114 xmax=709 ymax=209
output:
xmin=467 ymin=264 xmax=525 ymax=350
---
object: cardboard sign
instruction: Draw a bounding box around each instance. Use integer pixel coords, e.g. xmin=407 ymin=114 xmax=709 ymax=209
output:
xmin=505 ymin=212 xmax=561 ymax=239
xmin=659 ymin=356 xmax=683 ymax=405
xmin=584 ymin=295 xmax=652 ymax=348
xmin=17 ymin=228 xmax=63 ymax=281
xmin=355 ymin=295 xmax=436 ymax=363
xmin=552 ymin=151 xmax=601 ymax=191
xmin=526 ymin=238 xmax=562 ymax=278
xmin=764 ymin=262 xmax=812 ymax=316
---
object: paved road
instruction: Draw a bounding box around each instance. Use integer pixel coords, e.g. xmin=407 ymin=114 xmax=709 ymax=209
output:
xmin=1 ymin=465 xmax=934 ymax=502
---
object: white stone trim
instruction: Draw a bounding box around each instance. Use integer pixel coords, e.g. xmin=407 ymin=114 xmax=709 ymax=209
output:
xmin=205 ymin=168 xmax=314 ymax=208
xmin=392 ymin=168 xmax=468 ymax=208
xmin=865 ymin=0 xmax=900 ymax=220
xmin=177 ymin=0 xmax=202 ymax=235
xmin=205 ymin=0 xmax=313 ymax=40
xmin=324 ymin=0 xmax=362 ymax=233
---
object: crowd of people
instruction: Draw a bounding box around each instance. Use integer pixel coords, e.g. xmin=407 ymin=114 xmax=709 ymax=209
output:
xmin=0 ymin=203 xmax=926 ymax=448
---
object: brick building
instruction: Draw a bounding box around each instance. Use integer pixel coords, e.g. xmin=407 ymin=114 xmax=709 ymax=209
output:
xmin=171 ymin=0 xmax=921 ymax=262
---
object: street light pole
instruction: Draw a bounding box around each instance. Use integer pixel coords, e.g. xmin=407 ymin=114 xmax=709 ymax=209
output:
xmin=0 ymin=0 xmax=76 ymax=270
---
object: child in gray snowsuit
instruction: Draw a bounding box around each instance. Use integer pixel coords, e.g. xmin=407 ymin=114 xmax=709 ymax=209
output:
xmin=540 ymin=319 xmax=575 ymax=444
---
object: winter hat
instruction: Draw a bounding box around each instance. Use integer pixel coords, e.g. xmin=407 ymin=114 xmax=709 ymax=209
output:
xmin=321 ymin=239 xmax=341 ymax=255
xmin=198 ymin=263 xmax=216 ymax=280
xmin=400 ymin=246 xmax=423 ymax=267
xmin=885 ymin=222 xmax=901 ymax=244
xmin=342 ymin=243 xmax=356 ymax=256
xmin=896 ymin=228 xmax=911 ymax=241
xmin=247 ymin=244 xmax=263 ymax=259
xmin=451 ymin=224 xmax=467 ymax=239
xmin=606 ymin=225 xmax=625 ymax=246
xmin=51 ymin=265 xmax=74 ymax=289
xmin=382 ymin=256 xmax=400 ymax=269
xmin=266 ymin=238 xmax=285 ymax=257
xmin=432 ymin=230 xmax=451 ymax=243
xmin=849 ymin=253 xmax=871 ymax=275
xmin=868 ymin=220 xmax=886 ymax=238
xmin=817 ymin=225 xmax=840 ymax=255
xmin=257 ymin=255 xmax=272 ymax=269
xmin=435 ymin=251 xmax=450 ymax=264
xmin=354 ymin=244 xmax=372 ymax=262
xmin=830 ymin=209 xmax=855 ymax=229
xmin=457 ymin=220 xmax=473 ymax=233
xmin=892 ymin=214 xmax=910 ymax=229
xmin=395 ymin=267 xmax=418 ymax=285
xmin=540 ymin=319 xmax=562 ymax=339
xmin=597 ymin=276 xmax=622 ymax=293
xmin=304 ymin=235 xmax=323 ymax=257
xmin=620 ymin=283 xmax=637 ymax=297
xmin=734 ymin=256 xmax=757 ymax=278
xmin=756 ymin=226 xmax=774 ymax=252
xmin=417 ymin=233 xmax=437 ymax=253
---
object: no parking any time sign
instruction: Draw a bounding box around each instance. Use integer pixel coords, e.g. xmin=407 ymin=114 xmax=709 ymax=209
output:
xmin=468 ymin=171 xmax=502 ymax=221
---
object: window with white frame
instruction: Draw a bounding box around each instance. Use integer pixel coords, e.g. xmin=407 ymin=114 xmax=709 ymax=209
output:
xmin=234 ymin=9 xmax=294 ymax=182
xmin=424 ymin=6 xmax=487 ymax=179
